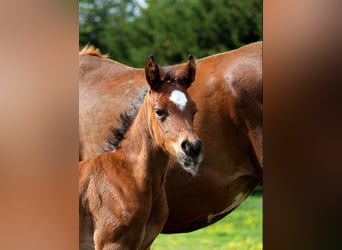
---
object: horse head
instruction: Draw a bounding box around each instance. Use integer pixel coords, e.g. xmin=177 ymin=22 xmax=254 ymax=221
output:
xmin=144 ymin=55 xmax=202 ymax=176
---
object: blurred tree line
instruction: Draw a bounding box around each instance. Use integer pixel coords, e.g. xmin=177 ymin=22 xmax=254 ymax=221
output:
xmin=79 ymin=0 xmax=262 ymax=67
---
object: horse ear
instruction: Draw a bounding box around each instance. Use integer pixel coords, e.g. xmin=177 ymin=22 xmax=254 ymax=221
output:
xmin=178 ymin=55 xmax=196 ymax=89
xmin=145 ymin=55 xmax=162 ymax=91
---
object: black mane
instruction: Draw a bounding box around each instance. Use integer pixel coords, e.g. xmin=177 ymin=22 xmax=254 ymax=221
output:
xmin=101 ymin=86 xmax=148 ymax=152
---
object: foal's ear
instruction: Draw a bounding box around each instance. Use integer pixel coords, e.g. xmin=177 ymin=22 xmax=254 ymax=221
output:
xmin=145 ymin=55 xmax=162 ymax=91
xmin=178 ymin=55 xmax=196 ymax=89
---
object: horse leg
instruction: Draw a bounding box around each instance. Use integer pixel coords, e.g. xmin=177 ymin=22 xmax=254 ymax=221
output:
xmin=139 ymin=189 xmax=169 ymax=249
xmin=239 ymin=93 xmax=263 ymax=182
xmin=93 ymin=225 xmax=144 ymax=250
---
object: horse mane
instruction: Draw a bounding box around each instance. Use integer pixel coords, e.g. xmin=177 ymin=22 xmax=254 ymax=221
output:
xmin=101 ymin=86 xmax=148 ymax=152
xmin=100 ymin=68 xmax=177 ymax=153
xmin=79 ymin=45 xmax=109 ymax=58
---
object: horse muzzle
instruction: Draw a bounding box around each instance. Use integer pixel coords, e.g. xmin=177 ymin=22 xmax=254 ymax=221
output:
xmin=176 ymin=139 xmax=203 ymax=176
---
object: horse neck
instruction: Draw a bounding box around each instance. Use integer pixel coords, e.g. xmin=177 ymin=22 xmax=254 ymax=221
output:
xmin=119 ymin=97 xmax=169 ymax=182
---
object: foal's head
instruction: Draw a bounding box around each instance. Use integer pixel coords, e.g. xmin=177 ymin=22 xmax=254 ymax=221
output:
xmin=144 ymin=55 xmax=202 ymax=176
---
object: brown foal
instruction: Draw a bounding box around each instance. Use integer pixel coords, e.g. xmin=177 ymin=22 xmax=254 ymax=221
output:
xmin=79 ymin=55 xmax=202 ymax=250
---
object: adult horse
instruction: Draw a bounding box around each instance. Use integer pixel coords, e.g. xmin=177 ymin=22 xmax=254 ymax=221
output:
xmin=79 ymin=55 xmax=202 ymax=249
xmin=79 ymin=41 xmax=262 ymax=233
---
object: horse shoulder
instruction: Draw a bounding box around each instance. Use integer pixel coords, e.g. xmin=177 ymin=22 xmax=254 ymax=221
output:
xmin=80 ymin=153 xmax=151 ymax=223
xmin=223 ymin=46 xmax=263 ymax=174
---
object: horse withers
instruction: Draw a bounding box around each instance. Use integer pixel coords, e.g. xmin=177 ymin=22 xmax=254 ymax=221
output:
xmin=79 ymin=55 xmax=202 ymax=250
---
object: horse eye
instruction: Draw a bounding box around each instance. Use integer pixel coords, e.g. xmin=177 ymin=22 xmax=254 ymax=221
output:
xmin=155 ymin=109 xmax=167 ymax=118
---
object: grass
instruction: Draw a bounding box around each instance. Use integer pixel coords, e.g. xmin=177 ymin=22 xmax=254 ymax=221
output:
xmin=152 ymin=192 xmax=262 ymax=250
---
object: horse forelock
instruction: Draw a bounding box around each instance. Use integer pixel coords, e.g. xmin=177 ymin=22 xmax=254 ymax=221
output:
xmin=158 ymin=68 xmax=178 ymax=83
xmin=163 ymin=67 xmax=195 ymax=88
xmin=101 ymin=86 xmax=148 ymax=153
xmin=79 ymin=45 xmax=109 ymax=58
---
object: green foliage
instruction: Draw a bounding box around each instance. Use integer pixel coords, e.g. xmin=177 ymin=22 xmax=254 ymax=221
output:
xmin=79 ymin=0 xmax=141 ymax=62
xmin=152 ymin=193 xmax=263 ymax=250
xmin=79 ymin=0 xmax=262 ymax=66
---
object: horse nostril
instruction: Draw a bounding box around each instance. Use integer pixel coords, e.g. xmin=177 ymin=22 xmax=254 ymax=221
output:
xmin=181 ymin=140 xmax=202 ymax=157
xmin=193 ymin=140 xmax=202 ymax=156
xmin=181 ymin=140 xmax=191 ymax=155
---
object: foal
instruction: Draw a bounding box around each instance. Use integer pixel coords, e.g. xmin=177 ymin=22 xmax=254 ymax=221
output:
xmin=79 ymin=55 xmax=203 ymax=250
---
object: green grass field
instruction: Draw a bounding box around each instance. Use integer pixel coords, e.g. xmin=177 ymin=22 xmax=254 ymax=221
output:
xmin=152 ymin=192 xmax=262 ymax=250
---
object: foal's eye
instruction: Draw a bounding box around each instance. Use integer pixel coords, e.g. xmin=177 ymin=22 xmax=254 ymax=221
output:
xmin=155 ymin=109 xmax=167 ymax=119
xmin=193 ymin=107 xmax=198 ymax=115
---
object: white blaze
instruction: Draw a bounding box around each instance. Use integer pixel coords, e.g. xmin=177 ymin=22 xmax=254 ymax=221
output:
xmin=169 ymin=90 xmax=188 ymax=111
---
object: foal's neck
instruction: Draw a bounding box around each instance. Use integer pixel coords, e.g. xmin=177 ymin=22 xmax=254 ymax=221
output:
xmin=119 ymin=97 xmax=169 ymax=178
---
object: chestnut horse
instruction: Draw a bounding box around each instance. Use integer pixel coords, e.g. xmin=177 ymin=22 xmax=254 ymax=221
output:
xmin=79 ymin=41 xmax=262 ymax=233
xmin=79 ymin=55 xmax=202 ymax=250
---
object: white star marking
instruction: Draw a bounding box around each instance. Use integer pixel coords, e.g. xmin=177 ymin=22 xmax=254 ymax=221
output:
xmin=169 ymin=90 xmax=188 ymax=111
